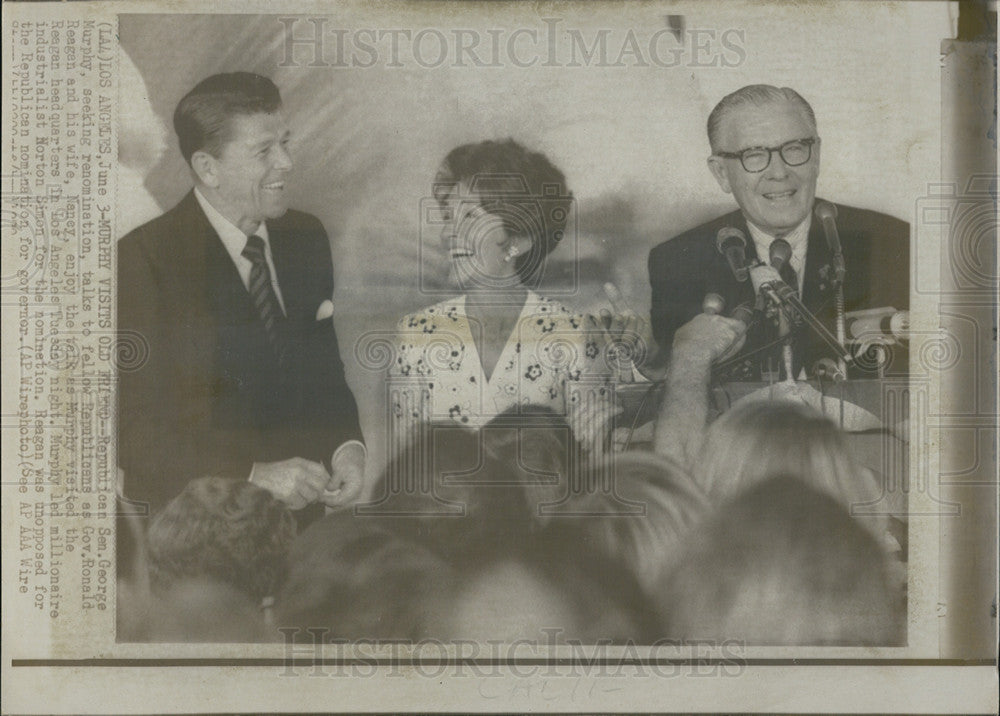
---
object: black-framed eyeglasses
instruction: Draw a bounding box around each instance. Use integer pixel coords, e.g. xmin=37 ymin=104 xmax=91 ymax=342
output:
xmin=715 ymin=137 xmax=818 ymax=173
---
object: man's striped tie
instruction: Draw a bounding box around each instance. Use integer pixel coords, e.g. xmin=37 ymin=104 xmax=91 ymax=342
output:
xmin=778 ymin=259 xmax=799 ymax=379
xmin=779 ymin=260 xmax=799 ymax=298
xmin=241 ymin=234 xmax=287 ymax=362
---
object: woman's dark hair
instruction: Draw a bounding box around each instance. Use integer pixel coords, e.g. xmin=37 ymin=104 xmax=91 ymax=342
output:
xmin=276 ymin=514 xmax=456 ymax=642
xmin=173 ymin=72 xmax=282 ymax=164
xmin=435 ymin=139 xmax=573 ymax=283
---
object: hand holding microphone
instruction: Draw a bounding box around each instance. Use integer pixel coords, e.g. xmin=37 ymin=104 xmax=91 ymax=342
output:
xmin=683 ymin=301 xmax=748 ymax=365
xmin=702 ymin=292 xmax=754 ymax=333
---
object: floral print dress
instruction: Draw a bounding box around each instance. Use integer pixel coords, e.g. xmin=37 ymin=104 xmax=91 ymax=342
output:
xmin=390 ymin=292 xmax=615 ymax=447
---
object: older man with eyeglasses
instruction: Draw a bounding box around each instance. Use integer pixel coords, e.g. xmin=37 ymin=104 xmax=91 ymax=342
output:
xmin=647 ymin=85 xmax=910 ymax=381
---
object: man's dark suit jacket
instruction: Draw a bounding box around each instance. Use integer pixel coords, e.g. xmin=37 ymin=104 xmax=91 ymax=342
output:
xmin=117 ymin=191 xmax=363 ymax=514
xmin=647 ymin=201 xmax=910 ymax=380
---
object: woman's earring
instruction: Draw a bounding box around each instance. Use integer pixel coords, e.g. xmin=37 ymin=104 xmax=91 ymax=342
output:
xmin=504 ymin=246 xmax=520 ymax=263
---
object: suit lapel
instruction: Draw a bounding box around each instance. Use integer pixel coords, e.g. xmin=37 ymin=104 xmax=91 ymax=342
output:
xmin=170 ymin=192 xmax=252 ymax=313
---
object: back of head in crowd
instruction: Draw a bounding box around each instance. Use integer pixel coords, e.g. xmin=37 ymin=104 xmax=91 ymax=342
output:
xmin=659 ymin=475 xmax=903 ymax=645
xmin=173 ymin=71 xmax=282 ymax=164
xmin=278 ymin=406 xmax=657 ymax=643
xmin=434 ymin=139 xmax=573 ymax=283
xmin=147 ymin=476 xmax=296 ymax=603
xmin=278 ymin=509 xmax=654 ymax=644
xmin=373 ymin=408 xmax=576 ymax=566
xmin=434 ymin=524 xmax=656 ymax=643
xmin=276 ymin=512 xmax=456 ymax=642
xmin=569 ymin=450 xmax=710 ymax=598
xmin=120 ymin=476 xmax=295 ymax=641
xmin=695 ymin=401 xmax=883 ymax=528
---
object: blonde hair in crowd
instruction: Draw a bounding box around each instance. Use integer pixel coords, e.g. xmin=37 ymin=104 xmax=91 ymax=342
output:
xmin=694 ymin=400 xmax=885 ymax=531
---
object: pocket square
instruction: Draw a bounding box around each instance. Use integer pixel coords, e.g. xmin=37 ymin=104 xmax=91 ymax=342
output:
xmin=316 ymin=300 xmax=334 ymax=321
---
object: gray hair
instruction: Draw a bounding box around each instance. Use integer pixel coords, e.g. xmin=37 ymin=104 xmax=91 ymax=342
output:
xmin=707 ymin=85 xmax=817 ymax=152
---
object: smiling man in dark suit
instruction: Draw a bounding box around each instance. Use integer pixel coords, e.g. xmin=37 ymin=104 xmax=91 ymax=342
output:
xmin=118 ymin=72 xmax=364 ymax=519
xmin=647 ymin=85 xmax=909 ymax=380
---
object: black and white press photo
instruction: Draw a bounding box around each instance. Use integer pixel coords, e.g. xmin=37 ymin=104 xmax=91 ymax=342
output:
xmin=2 ymin=1 xmax=996 ymax=713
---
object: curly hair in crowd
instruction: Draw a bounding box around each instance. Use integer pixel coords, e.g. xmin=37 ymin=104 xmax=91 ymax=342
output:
xmin=146 ymin=476 xmax=296 ymax=603
xmin=276 ymin=406 xmax=657 ymax=643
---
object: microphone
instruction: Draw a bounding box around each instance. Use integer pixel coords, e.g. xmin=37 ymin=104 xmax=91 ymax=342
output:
xmin=748 ymin=264 xmax=785 ymax=297
xmin=715 ymin=227 xmax=749 ymax=282
xmin=811 ymin=357 xmax=847 ymax=382
xmin=814 ymin=201 xmax=845 ymax=283
xmin=846 ymin=308 xmax=909 ymax=344
xmin=702 ymin=293 xmax=754 ymax=326
xmin=701 ymin=293 xmax=752 ymax=364
xmin=750 ymin=264 xmax=854 ymax=366
xmin=702 ymin=293 xmax=726 ymax=315
xmin=767 ymin=237 xmax=799 ymax=329
xmin=769 ymin=238 xmax=792 ymax=272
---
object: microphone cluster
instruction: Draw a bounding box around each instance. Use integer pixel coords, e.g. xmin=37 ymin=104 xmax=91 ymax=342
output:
xmin=706 ymin=223 xmax=854 ymax=369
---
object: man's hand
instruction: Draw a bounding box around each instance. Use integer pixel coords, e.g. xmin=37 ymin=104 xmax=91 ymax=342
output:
xmin=250 ymin=458 xmax=331 ymax=510
xmin=321 ymin=441 xmax=366 ymax=508
xmin=672 ymin=312 xmax=747 ymax=366
xmin=593 ymin=282 xmax=656 ymax=378
xmin=567 ymin=390 xmax=623 ymax=458
xmin=654 ymin=313 xmax=747 ymax=465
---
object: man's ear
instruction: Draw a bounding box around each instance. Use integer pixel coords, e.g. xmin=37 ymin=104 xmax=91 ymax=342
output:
xmin=190 ymin=150 xmax=218 ymax=188
xmin=707 ymin=156 xmax=733 ymax=194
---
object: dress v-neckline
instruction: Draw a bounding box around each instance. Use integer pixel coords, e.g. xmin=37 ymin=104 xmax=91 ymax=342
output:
xmin=460 ymin=292 xmax=534 ymax=386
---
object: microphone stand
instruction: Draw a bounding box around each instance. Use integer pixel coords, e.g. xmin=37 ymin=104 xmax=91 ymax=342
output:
xmin=832 ymin=265 xmax=847 ymax=378
xmin=777 ymin=300 xmax=795 ymax=383
xmin=757 ymin=279 xmax=854 ymax=368
xmin=817 ymin=202 xmax=848 ymax=376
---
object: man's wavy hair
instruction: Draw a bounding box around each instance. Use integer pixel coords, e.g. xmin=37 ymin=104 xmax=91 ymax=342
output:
xmin=434 ymin=139 xmax=573 ymax=284
xmin=706 ymin=84 xmax=817 ymax=153
xmin=173 ymin=72 xmax=282 ymax=164
xmin=147 ymin=476 xmax=296 ymax=602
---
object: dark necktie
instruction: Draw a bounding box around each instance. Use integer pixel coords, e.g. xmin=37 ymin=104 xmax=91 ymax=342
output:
xmin=778 ymin=259 xmax=800 ymax=378
xmin=779 ymin=260 xmax=799 ymax=298
xmin=241 ymin=234 xmax=287 ymax=361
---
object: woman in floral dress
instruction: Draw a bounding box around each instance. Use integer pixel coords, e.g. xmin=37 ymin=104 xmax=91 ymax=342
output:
xmin=390 ymin=140 xmax=617 ymax=455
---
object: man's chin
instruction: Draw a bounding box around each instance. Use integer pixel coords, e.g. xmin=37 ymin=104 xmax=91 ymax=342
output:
xmin=753 ymin=206 xmax=810 ymax=234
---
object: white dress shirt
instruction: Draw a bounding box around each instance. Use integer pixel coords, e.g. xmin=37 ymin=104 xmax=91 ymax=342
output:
xmin=747 ymin=215 xmax=811 ymax=295
xmin=194 ymin=188 xmax=286 ymax=314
